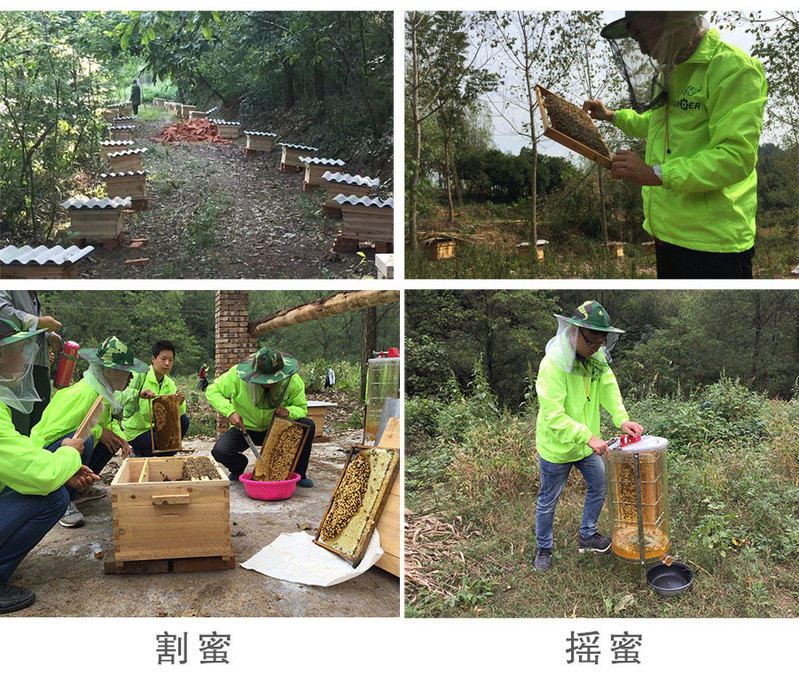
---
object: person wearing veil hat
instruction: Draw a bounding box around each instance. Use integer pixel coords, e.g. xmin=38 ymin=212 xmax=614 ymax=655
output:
xmin=206 ymin=346 xmax=315 ymax=487
xmin=583 ymin=12 xmax=767 ymax=279
xmin=30 ymin=336 xmax=148 ymax=528
xmin=533 ymin=301 xmax=643 ymax=572
xmin=0 ymin=317 xmax=99 ymax=614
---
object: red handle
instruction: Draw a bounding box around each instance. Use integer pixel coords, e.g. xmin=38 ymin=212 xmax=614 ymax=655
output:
xmin=619 ymin=434 xmax=642 ymax=447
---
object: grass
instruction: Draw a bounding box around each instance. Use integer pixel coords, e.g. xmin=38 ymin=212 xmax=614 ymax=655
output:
xmin=405 ymin=382 xmax=799 ymax=618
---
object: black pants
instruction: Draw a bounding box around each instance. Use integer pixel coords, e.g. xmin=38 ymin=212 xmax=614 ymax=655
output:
xmin=211 ymin=418 xmax=315 ymax=480
xmin=655 ymin=240 xmax=754 ymax=279
xmin=130 ymin=414 xmax=191 ymax=457
xmin=132 ymin=102 xmax=139 ymax=115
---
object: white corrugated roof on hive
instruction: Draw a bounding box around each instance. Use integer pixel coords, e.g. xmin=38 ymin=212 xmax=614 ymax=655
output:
xmin=209 ymin=119 xmax=241 ymax=126
xmin=333 ymin=194 xmax=393 ymax=209
xmin=277 ymin=142 xmax=319 ymax=151
xmin=109 ymin=124 xmax=136 ymax=130
xmin=322 ymin=171 xmax=379 ymax=187
xmin=100 ymin=140 xmax=135 ymax=147
xmin=100 ymin=170 xmax=147 ymax=178
xmin=61 ymin=196 xmax=132 ymax=210
xmin=0 ymin=245 xmax=95 ymax=266
xmin=298 ymin=157 xmax=346 ymax=166
xmin=107 ymin=148 xmax=148 ymax=157
xmin=244 ymin=130 xmax=278 ymax=137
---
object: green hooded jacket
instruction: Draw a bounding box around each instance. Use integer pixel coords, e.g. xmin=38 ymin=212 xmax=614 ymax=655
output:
xmin=118 ymin=366 xmax=187 ymax=441
xmin=613 ymin=29 xmax=767 ymax=253
xmin=205 ymin=366 xmax=307 ymax=432
xmin=535 ymin=353 xmax=629 ymax=463
xmin=30 ymin=378 xmax=122 ymax=448
xmin=0 ymin=403 xmax=80 ymax=494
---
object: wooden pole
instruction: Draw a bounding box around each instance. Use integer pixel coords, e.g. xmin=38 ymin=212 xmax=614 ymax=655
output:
xmin=249 ymin=290 xmax=399 ymax=336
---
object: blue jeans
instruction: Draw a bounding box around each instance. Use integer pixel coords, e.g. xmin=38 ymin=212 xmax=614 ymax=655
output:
xmin=0 ymin=485 xmax=70 ymax=585
xmin=130 ymin=414 xmax=190 ymax=457
xmin=535 ymin=453 xmax=607 ymax=550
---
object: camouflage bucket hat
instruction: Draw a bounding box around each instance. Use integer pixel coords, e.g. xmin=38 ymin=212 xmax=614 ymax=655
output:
xmin=78 ymin=336 xmax=148 ymax=372
xmin=562 ymin=300 xmax=625 ymax=333
xmin=0 ymin=316 xmax=48 ymax=348
xmin=237 ymin=346 xmax=298 ymax=385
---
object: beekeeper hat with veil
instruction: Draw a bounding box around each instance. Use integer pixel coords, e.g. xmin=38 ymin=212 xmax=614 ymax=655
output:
xmin=0 ymin=316 xmax=48 ymax=414
xmin=545 ymin=300 xmax=625 ymax=378
xmin=601 ymin=11 xmax=709 ymax=113
xmin=78 ymin=336 xmax=148 ymax=414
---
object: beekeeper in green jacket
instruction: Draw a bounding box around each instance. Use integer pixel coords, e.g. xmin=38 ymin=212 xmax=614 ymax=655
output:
xmin=533 ymin=301 xmax=643 ymax=572
xmin=0 ymin=317 xmax=98 ymax=615
xmin=206 ymin=346 xmax=316 ymax=487
xmin=30 ymin=336 xmax=148 ymax=528
xmin=584 ymin=12 xmax=767 ymax=279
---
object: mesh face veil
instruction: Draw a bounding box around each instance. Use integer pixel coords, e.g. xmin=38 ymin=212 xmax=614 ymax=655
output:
xmin=83 ymin=363 xmax=126 ymax=413
xmin=605 ymin=12 xmax=708 ymax=113
xmin=0 ymin=337 xmax=41 ymax=414
xmin=545 ymin=316 xmax=620 ymax=377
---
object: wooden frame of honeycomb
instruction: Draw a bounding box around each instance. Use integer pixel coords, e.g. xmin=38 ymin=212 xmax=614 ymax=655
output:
xmin=314 ymin=445 xmax=399 ymax=567
xmin=251 ymin=417 xmax=312 ymax=482
xmin=148 ymin=394 xmax=182 ymax=453
xmin=535 ymin=85 xmax=612 ymax=169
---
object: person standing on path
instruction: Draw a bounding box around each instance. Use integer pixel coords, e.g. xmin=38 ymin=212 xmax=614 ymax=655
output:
xmin=583 ymin=12 xmax=767 ymax=279
xmin=534 ymin=300 xmax=644 ymax=572
xmin=130 ymin=79 xmax=142 ymax=116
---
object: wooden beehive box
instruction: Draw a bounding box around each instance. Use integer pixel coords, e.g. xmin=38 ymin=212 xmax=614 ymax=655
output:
xmin=180 ymin=104 xmax=197 ymax=118
xmin=424 ymin=239 xmax=455 ymax=261
xmin=110 ymin=125 xmax=136 ymax=141
xmin=244 ymin=131 xmax=277 ymax=153
xmin=314 ymin=445 xmax=399 ymax=567
xmin=251 ymin=417 xmax=312 ymax=482
xmin=152 ymin=97 xmax=165 ymax=107
xmin=110 ymin=456 xmax=231 ymax=564
xmin=101 ymin=171 xmax=148 ymax=209
xmin=62 ymin=197 xmax=131 ymax=244
xmin=301 ymin=157 xmax=346 ymax=189
xmin=210 ymin=120 xmax=240 ymax=140
xmin=102 ymin=108 xmax=119 ymax=123
xmin=336 ymin=195 xmax=394 ymax=248
xmin=189 ymin=110 xmax=207 ymax=120
xmin=279 ymin=143 xmax=319 ymax=172
xmin=608 ymin=241 xmax=626 ymax=258
xmin=108 ymin=149 xmax=146 ymax=173
xmin=321 ymin=172 xmax=380 ymax=201
xmin=535 ymin=85 xmax=612 ymax=169
xmin=149 ymin=394 xmax=182 ymax=453
xmin=119 ymin=103 xmax=133 ymax=117
xmin=306 ymin=401 xmax=338 ymax=442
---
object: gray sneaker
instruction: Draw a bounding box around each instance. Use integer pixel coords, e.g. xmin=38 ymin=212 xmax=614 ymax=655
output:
xmin=59 ymin=501 xmax=85 ymax=528
xmin=578 ymin=532 xmax=612 ymax=553
xmin=534 ymin=548 xmax=552 ymax=571
xmin=74 ymin=485 xmax=107 ymax=505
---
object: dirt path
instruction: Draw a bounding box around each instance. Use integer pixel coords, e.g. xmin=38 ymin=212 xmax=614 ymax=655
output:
xmin=5 ymin=430 xmax=399 ymax=617
xmin=82 ymin=116 xmax=364 ymax=279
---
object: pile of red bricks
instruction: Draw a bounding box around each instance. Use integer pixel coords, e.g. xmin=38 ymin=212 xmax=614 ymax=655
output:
xmin=152 ymin=118 xmax=231 ymax=144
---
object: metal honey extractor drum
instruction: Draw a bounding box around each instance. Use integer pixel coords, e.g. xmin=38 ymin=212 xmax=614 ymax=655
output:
xmin=606 ymin=436 xmax=670 ymax=563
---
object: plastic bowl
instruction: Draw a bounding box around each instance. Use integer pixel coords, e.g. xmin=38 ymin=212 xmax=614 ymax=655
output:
xmin=646 ymin=561 xmax=695 ymax=597
xmin=240 ymin=472 xmax=300 ymax=501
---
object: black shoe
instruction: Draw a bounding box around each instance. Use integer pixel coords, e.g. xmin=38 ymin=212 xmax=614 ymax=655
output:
xmin=533 ymin=548 xmax=552 ymax=571
xmin=0 ymin=584 xmax=36 ymax=614
xmin=578 ymin=532 xmax=612 ymax=553
xmin=297 ymin=477 xmax=314 ymax=488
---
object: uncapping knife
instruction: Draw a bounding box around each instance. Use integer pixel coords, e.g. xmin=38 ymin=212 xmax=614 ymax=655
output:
xmin=242 ymin=429 xmax=262 ymax=462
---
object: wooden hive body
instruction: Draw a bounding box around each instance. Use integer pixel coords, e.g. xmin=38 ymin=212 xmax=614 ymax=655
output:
xmin=245 ymin=134 xmax=276 ymax=152
xmin=104 ymin=174 xmax=147 ymax=201
xmin=111 ymin=456 xmax=230 ymax=563
xmin=303 ymin=162 xmax=345 ymax=187
xmin=217 ymin=124 xmax=239 ymax=139
xmin=180 ymin=104 xmax=197 ymax=118
xmin=0 ymin=264 xmax=80 ymax=279
xmin=67 ymin=208 xmax=125 ymax=237
xmin=425 ymin=240 xmax=455 ymax=261
xmin=340 ymin=204 xmax=394 ymax=244
xmin=108 ymin=151 xmax=144 ymax=174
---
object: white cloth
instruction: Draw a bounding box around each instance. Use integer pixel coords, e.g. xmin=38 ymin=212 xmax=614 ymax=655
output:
xmin=240 ymin=530 xmax=383 ymax=587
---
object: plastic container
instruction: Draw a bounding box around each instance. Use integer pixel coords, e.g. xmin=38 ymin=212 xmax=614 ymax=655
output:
xmin=364 ymin=355 xmax=400 ymax=440
xmin=647 ymin=561 xmax=695 ymax=597
xmin=606 ymin=435 xmax=671 ymax=563
xmin=240 ymin=472 xmax=300 ymax=501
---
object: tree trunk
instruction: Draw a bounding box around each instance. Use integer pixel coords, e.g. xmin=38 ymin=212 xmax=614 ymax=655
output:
xmin=360 ymin=307 xmax=377 ymax=400
xmin=408 ymin=13 xmax=421 ymax=249
xmin=598 ymin=167 xmax=609 ymax=251
xmin=284 ymin=61 xmax=296 ymax=109
xmin=443 ymin=130 xmax=454 ymax=224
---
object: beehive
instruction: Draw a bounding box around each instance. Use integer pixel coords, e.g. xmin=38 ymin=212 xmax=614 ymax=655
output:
xmin=61 ymin=196 xmax=131 ymax=244
xmin=101 ymin=171 xmax=147 ymax=209
xmin=300 ymin=157 xmax=346 ymax=189
xmin=278 ymin=142 xmax=319 ymax=171
xmin=424 ymin=239 xmax=455 ymax=261
xmin=108 ymin=148 xmax=147 ymax=174
xmin=314 ymin=446 xmax=399 ymax=567
xmin=252 ymin=417 xmax=312 ymax=482
xmin=180 ymin=104 xmax=197 ymax=118
xmin=149 ymin=394 xmax=182 ymax=453
xmin=333 ymin=194 xmax=394 ymax=254
xmin=209 ymin=119 xmax=240 ymax=140
xmin=110 ymin=456 xmax=230 ymax=564
xmin=321 ymin=172 xmax=380 ymax=203
xmin=244 ymin=131 xmax=278 ymax=153
xmin=101 ymin=140 xmax=136 ymax=157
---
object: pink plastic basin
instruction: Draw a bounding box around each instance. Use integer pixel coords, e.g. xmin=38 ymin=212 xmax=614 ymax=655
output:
xmin=240 ymin=472 xmax=300 ymax=501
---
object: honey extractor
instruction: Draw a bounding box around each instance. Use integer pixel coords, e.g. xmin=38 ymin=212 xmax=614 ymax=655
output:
xmin=605 ymin=435 xmax=670 ymax=564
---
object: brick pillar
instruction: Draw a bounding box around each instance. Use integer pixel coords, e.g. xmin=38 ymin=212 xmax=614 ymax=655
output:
xmin=214 ymin=291 xmax=258 ymax=434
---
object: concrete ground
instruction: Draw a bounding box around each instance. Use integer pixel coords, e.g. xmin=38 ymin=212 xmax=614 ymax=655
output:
xmin=5 ymin=431 xmax=400 ymax=617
